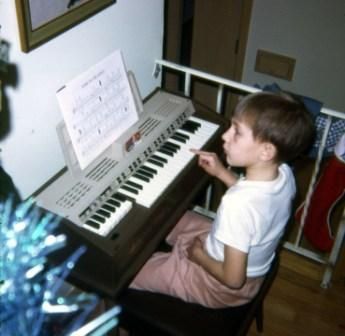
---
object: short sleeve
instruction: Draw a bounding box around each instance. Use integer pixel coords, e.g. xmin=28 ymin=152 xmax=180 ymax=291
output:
xmin=213 ymin=194 xmax=256 ymax=253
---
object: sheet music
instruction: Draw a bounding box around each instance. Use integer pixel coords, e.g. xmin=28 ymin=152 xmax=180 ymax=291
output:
xmin=56 ymin=50 xmax=138 ymax=170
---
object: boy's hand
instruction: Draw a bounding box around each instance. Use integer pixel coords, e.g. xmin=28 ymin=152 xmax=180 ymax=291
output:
xmin=187 ymin=236 xmax=205 ymax=265
xmin=190 ymin=149 xmax=224 ymax=177
xmin=188 ymin=237 xmax=248 ymax=289
xmin=191 ymin=149 xmax=238 ymax=187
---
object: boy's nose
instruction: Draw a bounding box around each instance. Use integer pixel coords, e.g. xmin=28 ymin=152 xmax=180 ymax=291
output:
xmin=222 ymin=129 xmax=231 ymax=142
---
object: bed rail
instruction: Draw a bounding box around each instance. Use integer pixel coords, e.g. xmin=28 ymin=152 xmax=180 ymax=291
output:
xmin=153 ymin=59 xmax=345 ymax=288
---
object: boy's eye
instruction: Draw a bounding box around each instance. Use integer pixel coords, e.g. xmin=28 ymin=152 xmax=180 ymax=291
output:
xmin=230 ymin=119 xmax=242 ymax=137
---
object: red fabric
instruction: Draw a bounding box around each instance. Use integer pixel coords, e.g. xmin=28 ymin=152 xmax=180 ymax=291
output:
xmin=295 ymin=156 xmax=345 ymax=252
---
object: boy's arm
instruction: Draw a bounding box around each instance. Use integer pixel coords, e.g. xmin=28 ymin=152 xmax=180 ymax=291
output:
xmin=217 ymin=166 xmax=238 ymax=188
xmin=190 ymin=150 xmax=238 ymax=187
xmin=187 ymin=237 xmax=247 ymax=289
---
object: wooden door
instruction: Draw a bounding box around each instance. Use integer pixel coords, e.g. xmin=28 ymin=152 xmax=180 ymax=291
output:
xmin=163 ymin=0 xmax=253 ymax=118
xmin=190 ymin=0 xmax=252 ymax=117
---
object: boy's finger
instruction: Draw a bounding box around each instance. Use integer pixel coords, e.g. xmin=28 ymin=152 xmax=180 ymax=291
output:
xmin=190 ymin=149 xmax=209 ymax=155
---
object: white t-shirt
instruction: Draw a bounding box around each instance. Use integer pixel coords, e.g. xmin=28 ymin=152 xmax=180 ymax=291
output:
xmin=205 ymin=164 xmax=296 ymax=277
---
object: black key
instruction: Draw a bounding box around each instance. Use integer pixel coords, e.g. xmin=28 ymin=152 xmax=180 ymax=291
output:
xmin=126 ymin=180 xmax=143 ymax=190
xmin=91 ymin=214 xmax=105 ymax=223
xmin=175 ymin=131 xmax=189 ymax=140
xmin=181 ymin=120 xmax=200 ymax=133
xmin=158 ymin=147 xmax=174 ymax=157
xmin=107 ymin=198 xmax=121 ymax=207
xmin=103 ymin=203 xmax=116 ymax=212
xmin=187 ymin=120 xmax=201 ymax=129
xmin=141 ymin=165 xmax=157 ymax=174
xmin=114 ymin=192 xmax=135 ymax=202
xmin=85 ymin=219 xmax=100 ymax=229
xmin=148 ymin=158 xmax=164 ymax=167
xmin=162 ymin=143 xmax=178 ymax=153
xmin=97 ymin=209 xmax=111 ymax=218
xmin=181 ymin=123 xmax=195 ymax=133
xmin=161 ymin=147 xmax=175 ymax=156
xmin=121 ymin=185 xmax=139 ymax=195
xmin=165 ymin=141 xmax=180 ymax=150
xmin=112 ymin=192 xmax=127 ymax=202
xmin=133 ymin=173 xmax=150 ymax=182
xmin=152 ymin=154 xmax=168 ymax=163
xmin=137 ymin=168 xmax=154 ymax=179
xmin=171 ymin=134 xmax=187 ymax=143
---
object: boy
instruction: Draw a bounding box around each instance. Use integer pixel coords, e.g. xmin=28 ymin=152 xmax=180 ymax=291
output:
xmin=130 ymin=92 xmax=315 ymax=308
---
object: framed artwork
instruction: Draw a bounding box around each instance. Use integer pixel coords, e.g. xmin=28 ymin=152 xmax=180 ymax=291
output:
xmin=15 ymin=0 xmax=116 ymax=52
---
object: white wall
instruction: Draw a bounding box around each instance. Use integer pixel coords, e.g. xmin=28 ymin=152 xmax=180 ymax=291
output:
xmin=242 ymin=0 xmax=345 ymax=113
xmin=0 ymin=0 xmax=164 ymax=198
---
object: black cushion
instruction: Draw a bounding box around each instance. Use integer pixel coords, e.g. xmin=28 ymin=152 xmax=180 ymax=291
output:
xmin=119 ymin=289 xmax=253 ymax=336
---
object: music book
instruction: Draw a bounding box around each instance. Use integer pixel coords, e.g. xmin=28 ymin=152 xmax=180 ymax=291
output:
xmin=56 ymin=50 xmax=138 ymax=170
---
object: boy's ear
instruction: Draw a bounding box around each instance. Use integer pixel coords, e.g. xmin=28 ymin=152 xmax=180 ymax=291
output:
xmin=260 ymin=142 xmax=277 ymax=161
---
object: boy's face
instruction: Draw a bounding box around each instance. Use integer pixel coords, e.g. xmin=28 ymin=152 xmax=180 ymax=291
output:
xmin=222 ymin=117 xmax=264 ymax=167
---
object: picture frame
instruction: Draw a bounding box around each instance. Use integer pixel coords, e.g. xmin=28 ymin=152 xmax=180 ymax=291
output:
xmin=15 ymin=0 xmax=116 ymax=53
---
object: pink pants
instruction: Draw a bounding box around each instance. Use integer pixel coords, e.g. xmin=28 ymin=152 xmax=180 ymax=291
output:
xmin=130 ymin=211 xmax=264 ymax=308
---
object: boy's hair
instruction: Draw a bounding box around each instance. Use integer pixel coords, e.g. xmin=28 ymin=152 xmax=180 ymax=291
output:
xmin=234 ymin=92 xmax=315 ymax=163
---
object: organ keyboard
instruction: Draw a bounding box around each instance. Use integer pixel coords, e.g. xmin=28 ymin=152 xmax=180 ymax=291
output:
xmin=34 ymin=89 xmax=226 ymax=298
xmin=36 ymin=90 xmax=219 ymax=236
